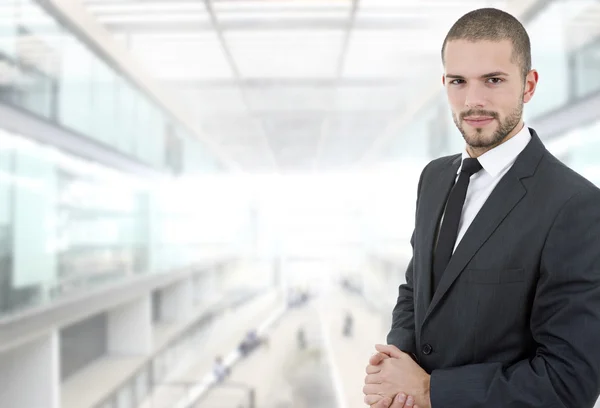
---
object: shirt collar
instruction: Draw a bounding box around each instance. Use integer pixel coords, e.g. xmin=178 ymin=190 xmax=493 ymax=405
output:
xmin=459 ymin=124 xmax=532 ymax=178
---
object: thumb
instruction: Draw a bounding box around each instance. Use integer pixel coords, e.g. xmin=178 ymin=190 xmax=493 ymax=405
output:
xmin=375 ymin=344 xmax=404 ymax=358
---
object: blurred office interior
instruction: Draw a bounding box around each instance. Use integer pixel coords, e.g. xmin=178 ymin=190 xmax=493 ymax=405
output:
xmin=0 ymin=0 xmax=599 ymax=407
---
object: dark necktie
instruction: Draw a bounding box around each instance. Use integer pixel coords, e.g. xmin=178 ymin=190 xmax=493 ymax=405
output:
xmin=432 ymin=158 xmax=483 ymax=292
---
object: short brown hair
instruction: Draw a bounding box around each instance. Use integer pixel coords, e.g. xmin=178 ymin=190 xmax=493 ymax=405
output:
xmin=441 ymin=8 xmax=531 ymax=80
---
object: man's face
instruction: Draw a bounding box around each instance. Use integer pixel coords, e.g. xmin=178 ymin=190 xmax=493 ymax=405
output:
xmin=442 ymin=39 xmax=537 ymax=152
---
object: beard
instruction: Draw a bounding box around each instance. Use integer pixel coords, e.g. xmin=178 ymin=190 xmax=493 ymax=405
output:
xmin=453 ymin=100 xmax=523 ymax=149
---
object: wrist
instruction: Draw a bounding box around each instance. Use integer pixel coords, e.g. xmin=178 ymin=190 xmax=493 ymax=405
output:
xmin=422 ymin=374 xmax=432 ymax=408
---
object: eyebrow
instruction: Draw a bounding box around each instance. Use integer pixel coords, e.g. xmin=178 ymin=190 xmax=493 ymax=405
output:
xmin=445 ymin=71 xmax=510 ymax=79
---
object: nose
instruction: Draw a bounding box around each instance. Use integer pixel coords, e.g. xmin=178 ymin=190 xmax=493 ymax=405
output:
xmin=464 ymin=83 xmax=487 ymax=109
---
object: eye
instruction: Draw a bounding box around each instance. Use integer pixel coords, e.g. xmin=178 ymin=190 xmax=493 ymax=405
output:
xmin=487 ymin=77 xmax=503 ymax=84
xmin=450 ymin=79 xmax=465 ymax=85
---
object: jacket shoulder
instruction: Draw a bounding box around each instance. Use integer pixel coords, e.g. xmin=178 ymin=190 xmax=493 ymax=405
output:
xmin=421 ymin=153 xmax=461 ymax=178
xmin=537 ymin=152 xmax=600 ymax=199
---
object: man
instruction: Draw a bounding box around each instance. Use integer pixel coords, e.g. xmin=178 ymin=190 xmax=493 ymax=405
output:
xmin=213 ymin=355 xmax=229 ymax=383
xmin=363 ymin=7 xmax=600 ymax=408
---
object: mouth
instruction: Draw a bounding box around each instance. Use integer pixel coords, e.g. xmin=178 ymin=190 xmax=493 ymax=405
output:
xmin=463 ymin=116 xmax=495 ymax=127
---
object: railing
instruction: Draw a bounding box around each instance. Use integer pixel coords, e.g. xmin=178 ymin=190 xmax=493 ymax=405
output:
xmin=163 ymin=381 xmax=255 ymax=408
xmin=169 ymin=302 xmax=288 ymax=408
xmin=91 ymin=289 xmax=264 ymax=408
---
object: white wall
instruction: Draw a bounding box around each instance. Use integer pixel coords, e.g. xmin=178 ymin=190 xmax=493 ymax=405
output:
xmin=0 ymin=332 xmax=60 ymax=408
xmin=107 ymin=295 xmax=152 ymax=355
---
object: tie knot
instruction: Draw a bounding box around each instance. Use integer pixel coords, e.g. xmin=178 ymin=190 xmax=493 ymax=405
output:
xmin=461 ymin=158 xmax=483 ymax=176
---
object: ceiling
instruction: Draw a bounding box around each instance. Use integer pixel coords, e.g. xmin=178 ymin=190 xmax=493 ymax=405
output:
xmin=81 ymin=0 xmax=510 ymax=173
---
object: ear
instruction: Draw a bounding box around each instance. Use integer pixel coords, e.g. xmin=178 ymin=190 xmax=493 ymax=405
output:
xmin=442 ymin=74 xmax=446 ymax=86
xmin=523 ymin=69 xmax=539 ymax=104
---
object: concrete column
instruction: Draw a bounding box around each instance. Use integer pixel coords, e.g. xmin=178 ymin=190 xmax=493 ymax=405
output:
xmin=0 ymin=331 xmax=60 ymax=408
xmin=108 ymin=295 xmax=152 ymax=355
xmin=160 ymin=277 xmax=193 ymax=322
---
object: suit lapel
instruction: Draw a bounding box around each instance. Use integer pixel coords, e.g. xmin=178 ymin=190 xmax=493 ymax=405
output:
xmin=423 ymin=175 xmax=526 ymax=322
xmin=422 ymin=128 xmax=545 ymax=324
xmin=416 ymin=155 xmax=460 ymax=317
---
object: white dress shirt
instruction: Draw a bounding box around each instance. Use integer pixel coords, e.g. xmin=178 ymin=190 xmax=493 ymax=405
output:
xmin=450 ymin=124 xmax=532 ymax=252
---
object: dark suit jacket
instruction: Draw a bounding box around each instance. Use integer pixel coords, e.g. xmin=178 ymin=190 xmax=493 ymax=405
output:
xmin=387 ymin=128 xmax=600 ymax=407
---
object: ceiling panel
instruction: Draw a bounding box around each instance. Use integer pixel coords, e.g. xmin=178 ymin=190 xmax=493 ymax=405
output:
xmin=356 ymin=1 xmax=490 ymax=22
xmin=212 ymin=0 xmax=353 ymax=12
xmin=342 ymin=29 xmax=444 ymax=78
xmin=260 ymin=112 xmax=326 ymax=170
xmin=173 ymin=85 xmax=248 ymax=115
xmin=359 ymin=0 xmax=502 ymax=8
xmin=128 ymin=32 xmax=234 ymax=79
xmin=198 ymin=114 xmax=265 ymax=144
xmin=244 ymin=85 xmax=336 ymax=112
xmin=223 ymin=143 xmax=277 ymax=171
xmin=225 ymin=30 xmax=345 ymax=78
xmin=333 ymin=85 xmax=412 ymax=112
xmin=82 ymin=0 xmax=511 ymax=172
xmin=85 ymin=1 xmax=207 ymax=13
xmin=86 ymin=0 xmax=210 ymax=25
xmin=216 ymin=10 xmax=351 ymax=22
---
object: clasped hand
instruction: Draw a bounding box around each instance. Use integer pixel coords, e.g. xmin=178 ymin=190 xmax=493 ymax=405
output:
xmin=363 ymin=344 xmax=431 ymax=408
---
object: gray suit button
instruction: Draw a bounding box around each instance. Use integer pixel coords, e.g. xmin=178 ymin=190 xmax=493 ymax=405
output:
xmin=422 ymin=344 xmax=433 ymax=355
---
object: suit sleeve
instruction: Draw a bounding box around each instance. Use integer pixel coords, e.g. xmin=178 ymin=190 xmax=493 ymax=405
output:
xmin=430 ymin=187 xmax=600 ymax=408
xmin=386 ymin=164 xmax=427 ymax=356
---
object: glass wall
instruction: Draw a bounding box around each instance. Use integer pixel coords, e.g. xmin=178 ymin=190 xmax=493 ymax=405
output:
xmin=0 ymin=127 xmax=146 ymax=315
xmin=523 ymin=0 xmax=600 ymax=119
xmin=571 ymin=36 xmax=600 ymax=100
xmin=546 ymin=118 xmax=600 ymax=186
xmin=0 ymin=0 xmax=219 ymax=174
xmin=0 ymin=0 xmax=230 ymax=316
xmin=0 ymin=127 xmax=248 ymax=318
xmin=523 ymin=1 xmax=572 ymax=119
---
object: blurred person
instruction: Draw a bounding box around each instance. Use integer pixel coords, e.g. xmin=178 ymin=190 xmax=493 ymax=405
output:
xmin=297 ymin=326 xmax=306 ymax=350
xmin=343 ymin=310 xmax=353 ymax=337
xmin=239 ymin=329 xmax=262 ymax=356
xmin=363 ymin=8 xmax=600 ymax=408
xmin=213 ymin=355 xmax=229 ymax=383
xmin=287 ymin=288 xmax=297 ymax=307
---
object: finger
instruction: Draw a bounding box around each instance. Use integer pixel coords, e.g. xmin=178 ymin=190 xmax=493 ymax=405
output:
xmin=370 ymin=352 xmax=390 ymax=365
xmin=366 ymin=364 xmax=382 ymax=375
xmin=364 ymin=373 xmax=381 ymax=385
xmin=373 ymin=396 xmax=393 ymax=408
xmin=389 ymin=393 xmax=406 ymax=408
xmin=364 ymin=394 xmax=383 ymax=405
xmin=391 ymin=393 xmax=414 ymax=408
xmin=362 ymin=384 xmax=383 ymax=395
xmin=375 ymin=344 xmax=404 ymax=358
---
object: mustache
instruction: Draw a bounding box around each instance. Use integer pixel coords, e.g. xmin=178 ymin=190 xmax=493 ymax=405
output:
xmin=460 ymin=110 xmax=498 ymax=120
